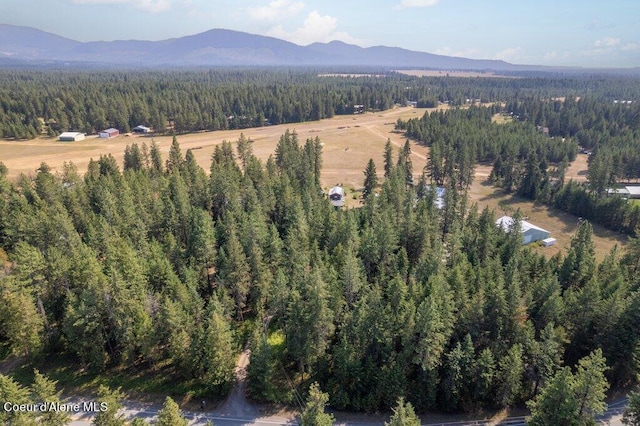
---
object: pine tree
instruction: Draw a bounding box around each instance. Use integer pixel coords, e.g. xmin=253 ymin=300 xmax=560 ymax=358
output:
xmin=574 ymin=348 xmax=609 ymax=419
xmin=384 ymin=138 xmax=393 ymax=177
xmin=167 ymin=135 xmax=184 ymax=173
xmin=300 ymin=382 xmax=334 ymax=426
xmin=0 ymin=374 xmax=35 ymax=425
xmin=92 ymin=385 xmax=126 ymax=426
xmin=527 ymin=367 xmax=580 ymax=426
xmin=200 ymin=298 xmax=236 ymax=394
xmin=156 ymin=396 xmax=188 ymax=426
xmin=385 ymin=397 xmax=420 ymax=426
xmin=623 ymin=385 xmax=640 ymax=425
xmin=31 ymin=369 xmax=71 ymax=425
xmin=363 ymin=158 xmax=378 ymax=198
xmin=149 ymin=139 xmax=163 ymax=173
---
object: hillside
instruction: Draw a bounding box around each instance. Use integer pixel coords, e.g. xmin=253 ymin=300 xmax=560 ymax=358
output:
xmin=0 ymin=24 xmax=520 ymax=69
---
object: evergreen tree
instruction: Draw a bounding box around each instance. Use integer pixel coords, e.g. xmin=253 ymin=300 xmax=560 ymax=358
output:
xmin=300 ymin=382 xmax=334 ymax=426
xmin=384 ymin=138 xmax=393 ymax=177
xmin=92 ymin=385 xmax=126 ymax=426
xmin=623 ymin=385 xmax=640 ymax=425
xmin=573 ymin=348 xmax=609 ymax=419
xmin=527 ymin=367 xmax=580 ymax=426
xmin=199 ymin=298 xmax=236 ymax=394
xmin=156 ymin=396 xmax=188 ymax=426
xmin=385 ymin=397 xmax=420 ymax=426
xmin=363 ymin=158 xmax=378 ymax=198
xmin=149 ymin=139 xmax=163 ymax=173
xmin=0 ymin=374 xmax=35 ymax=425
xmin=31 ymin=369 xmax=71 ymax=425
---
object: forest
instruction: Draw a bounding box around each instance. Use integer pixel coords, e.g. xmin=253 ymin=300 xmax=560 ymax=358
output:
xmin=2 ymin=69 xmax=640 ymax=424
xmin=0 ymin=128 xmax=639 ymax=423
xmin=2 ymin=68 xmax=640 ymax=139
xmin=398 ymin=97 xmax=640 ymax=236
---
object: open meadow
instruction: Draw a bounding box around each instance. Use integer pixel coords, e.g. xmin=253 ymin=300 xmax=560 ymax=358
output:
xmin=1 ymin=105 xmax=626 ymax=259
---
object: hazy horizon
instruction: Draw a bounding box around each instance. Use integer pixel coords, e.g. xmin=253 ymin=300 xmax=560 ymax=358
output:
xmin=1 ymin=0 xmax=639 ymax=68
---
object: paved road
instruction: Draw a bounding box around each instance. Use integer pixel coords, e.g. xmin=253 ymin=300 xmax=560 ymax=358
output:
xmin=63 ymin=396 xmax=627 ymax=426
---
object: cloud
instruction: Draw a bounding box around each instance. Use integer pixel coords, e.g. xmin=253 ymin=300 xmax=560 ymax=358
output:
xmin=594 ymin=37 xmax=620 ymax=48
xmin=71 ymin=0 xmax=171 ymax=13
xmin=434 ymin=46 xmax=480 ymax=58
xmin=398 ymin=0 xmax=440 ymax=8
xmin=621 ymin=42 xmax=640 ymax=52
xmin=494 ymin=47 xmax=522 ymax=62
xmin=267 ymin=10 xmax=363 ymax=45
xmin=248 ymin=0 xmax=305 ymax=22
xmin=582 ymin=36 xmax=629 ymax=56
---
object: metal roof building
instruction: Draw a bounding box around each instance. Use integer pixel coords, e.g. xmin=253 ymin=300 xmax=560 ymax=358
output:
xmin=99 ymin=128 xmax=119 ymax=138
xmin=132 ymin=125 xmax=150 ymax=133
xmin=58 ymin=132 xmax=85 ymax=142
xmin=496 ymin=215 xmax=551 ymax=245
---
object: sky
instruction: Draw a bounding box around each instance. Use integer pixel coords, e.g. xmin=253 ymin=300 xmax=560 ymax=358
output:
xmin=2 ymin=0 xmax=639 ymax=67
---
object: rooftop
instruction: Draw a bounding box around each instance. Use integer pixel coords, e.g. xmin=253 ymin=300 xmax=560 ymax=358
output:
xmin=496 ymin=215 xmax=550 ymax=234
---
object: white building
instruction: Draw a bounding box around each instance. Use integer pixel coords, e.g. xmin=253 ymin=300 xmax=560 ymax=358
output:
xmin=329 ymin=186 xmax=345 ymax=208
xmin=58 ymin=132 xmax=85 ymax=142
xmin=496 ymin=215 xmax=551 ymax=245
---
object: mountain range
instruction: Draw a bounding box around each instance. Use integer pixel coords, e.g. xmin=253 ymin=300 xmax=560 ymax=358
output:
xmin=0 ymin=23 xmax=526 ymax=70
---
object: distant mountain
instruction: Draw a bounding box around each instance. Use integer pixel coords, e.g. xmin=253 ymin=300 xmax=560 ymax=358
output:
xmin=0 ymin=24 xmax=532 ymax=70
xmin=0 ymin=24 xmax=79 ymax=60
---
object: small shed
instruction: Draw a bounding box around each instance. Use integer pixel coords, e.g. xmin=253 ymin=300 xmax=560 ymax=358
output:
xmin=132 ymin=125 xmax=150 ymax=133
xmin=329 ymin=186 xmax=345 ymax=208
xmin=496 ymin=215 xmax=551 ymax=245
xmin=542 ymin=238 xmax=557 ymax=247
xmin=99 ymin=128 xmax=119 ymax=138
xmin=58 ymin=132 xmax=85 ymax=142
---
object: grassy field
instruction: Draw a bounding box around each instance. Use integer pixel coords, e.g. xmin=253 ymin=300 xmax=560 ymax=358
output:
xmin=394 ymin=70 xmax=518 ymax=78
xmin=468 ymin=176 xmax=627 ymax=260
xmin=0 ymin=106 xmax=432 ymax=196
xmin=0 ymin=105 xmax=626 ymax=259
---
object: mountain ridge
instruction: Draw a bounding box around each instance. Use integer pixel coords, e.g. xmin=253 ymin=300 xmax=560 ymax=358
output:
xmin=0 ymin=23 xmax=527 ymax=70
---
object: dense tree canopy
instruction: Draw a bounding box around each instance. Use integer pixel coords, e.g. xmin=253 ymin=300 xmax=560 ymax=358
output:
xmin=2 ymin=69 xmax=640 ymax=421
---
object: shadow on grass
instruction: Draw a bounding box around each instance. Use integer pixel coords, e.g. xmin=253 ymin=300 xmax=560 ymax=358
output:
xmin=8 ymin=354 xmax=212 ymax=401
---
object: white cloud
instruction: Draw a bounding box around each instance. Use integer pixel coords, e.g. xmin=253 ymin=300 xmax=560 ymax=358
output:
xmin=582 ymin=36 xmax=630 ymax=56
xmin=398 ymin=0 xmax=440 ymax=8
xmin=494 ymin=47 xmax=522 ymax=62
xmin=248 ymin=0 xmax=305 ymax=22
xmin=267 ymin=10 xmax=363 ymax=45
xmin=621 ymin=42 xmax=640 ymax=52
xmin=434 ymin=46 xmax=480 ymax=58
xmin=594 ymin=37 xmax=621 ymax=48
xmin=71 ymin=0 xmax=171 ymax=13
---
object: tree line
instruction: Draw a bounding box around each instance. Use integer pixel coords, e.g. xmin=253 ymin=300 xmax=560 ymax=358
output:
xmin=397 ymin=101 xmax=640 ymax=236
xmin=2 ymin=69 xmax=640 ymax=139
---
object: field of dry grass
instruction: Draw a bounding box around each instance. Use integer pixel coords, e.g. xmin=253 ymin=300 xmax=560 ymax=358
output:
xmin=0 ymin=105 xmax=626 ymax=259
xmin=468 ymin=175 xmax=627 ymax=261
xmin=0 ymin=106 xmax=433 ymax=194
xmin=394 ymin=70 xmax=517 ymax=78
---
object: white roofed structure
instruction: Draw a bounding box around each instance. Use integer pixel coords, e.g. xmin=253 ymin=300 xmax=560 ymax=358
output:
xmin=496 ymin=215 xmax=551 ymax=245
xmin=329 ymin=186 xmax=345 ymax=208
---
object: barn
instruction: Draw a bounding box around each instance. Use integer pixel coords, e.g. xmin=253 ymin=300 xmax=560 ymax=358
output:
xmin=58 ymin=132 xmax=85 ymax=142
xmin=132 ymin=125 xmax=150 ymax=133
xmin=329 ymin=186 xmax=345 ymax=207
xmin=99 ymin=128 xmax=119 ymax=138
xmin=496 ymin=215 xmax=551 ymax=245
